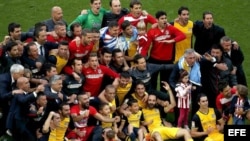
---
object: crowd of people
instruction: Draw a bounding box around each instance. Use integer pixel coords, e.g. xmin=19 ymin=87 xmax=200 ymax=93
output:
xmin=0 ymin=0 xmax=249 ymax=141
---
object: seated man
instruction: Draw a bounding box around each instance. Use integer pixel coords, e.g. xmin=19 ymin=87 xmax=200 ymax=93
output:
xmin=68 ymin=92 xmax=120 ymax=141
xmin=191 ymin=93 xmax=224 ymax=141
xmin=142 ymin=82 xmax=193 ymax=141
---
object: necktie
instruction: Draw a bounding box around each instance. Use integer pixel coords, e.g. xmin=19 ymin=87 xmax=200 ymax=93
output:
xmin=40 ymin=46 xmax=44 ymax=56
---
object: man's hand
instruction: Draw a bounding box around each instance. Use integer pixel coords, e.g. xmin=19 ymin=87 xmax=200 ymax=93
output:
xmin=58 ymin=92 xmax=64 ymax=100
xmin=72 ymin=72 xmax=81 ymax=82
xmin=215 ymin=63 xmax=228 ymax=71
xmin=162 ymin=81 xmax=170 ymax=91
xmin=81 ymin=9 xmax=88 ymax=15
xmin=203 ymin=53 xmax=214 ymax=62
xmin=12 ymin=89 xmax=24 ymax=95
xmin=37 ymin=107 xmax=44 ymax=115
xmin=114 ymin=116 xmax=120 ymax=122
xmin=141 ymin=94 xmax=148 ymax=103
xmin=159 ymin=39 xmax=175 ymax=44
xmin=36 ymin=84 xmax=45 ymax=93
xmin=35 ymin=62 xmax=42 ymax=69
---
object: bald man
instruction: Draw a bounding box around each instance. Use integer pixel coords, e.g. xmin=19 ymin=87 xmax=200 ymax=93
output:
xmin=44 ymin=6 xmax=68 ymax=31
xmin=6 ymin=77 xmax=44 ymax=140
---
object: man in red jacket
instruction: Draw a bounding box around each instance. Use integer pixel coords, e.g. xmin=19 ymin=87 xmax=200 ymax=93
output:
xmin=82 ymin=53 xmax=119 ymax=98
xmin=142 ymin=10 xmax=186 ymax=90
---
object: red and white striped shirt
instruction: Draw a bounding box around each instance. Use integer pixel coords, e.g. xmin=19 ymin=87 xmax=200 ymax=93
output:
xmin=175 ymin=82 xmax=191 ymax=109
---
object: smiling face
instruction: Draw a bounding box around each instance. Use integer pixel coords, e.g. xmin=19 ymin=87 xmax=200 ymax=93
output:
xmin=129 ymin=102 xmax=139 ymax=114
xmin=100 ymin=104 xmax=111 ymax=116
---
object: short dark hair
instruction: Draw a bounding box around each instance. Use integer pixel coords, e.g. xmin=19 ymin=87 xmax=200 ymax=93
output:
xmin=34 ymin=22 xmax=48 ymax=32
xmin=58 ymin=40 xmax=69 ymax=47
xmin=4 ymin=41 xmax=18 ymax=52
xmin=178 ymin=6 xmax=189 ymax=15
xmin=108 ymin=20 xmax=119 ymax=29
xmin=70 ymin=22 xmax=81 ymax=32
xmin=59 ymin=102 xmax=70 ymax=111
xmin=112 ymin=48 xmax=122 ymax=57
xmin=8 ymin=22 xmax=21 ymax=35
xmin=135 ymin=80 xmax=145 ymax=88
xmin=42 ymin=63 xmax=56 ymax=75
xmin=218 ymin=80 xmax=229 ymax=92
xmin=33 ymin=28 xmax=44 ymax=38
xmin=127 ymin=98 xmax=138 ymax=107
xmin=155 ymin=10 xmax=167 ymax=19
xmin=129 ymin=0 xmax=141 ymax=8
xmin=211 ymin=44 xmax=223 ymax=52
xmin=133 ymin=54 xmax=145 ymax=64
xmin=71 ymin=58 xmax=82 ymax=66
xmin=202 ymin=11 xmax=213 ymax=19
xmin=101 ymin=47 xmax=112 ymax=55
xmin=99 ymin=103 xmax=109 ymax=111
xmin=196 ymin=93 xmax=207 ymax=103
xmin=120 ymin=71 xmax=130 ymax=79
xmin=121 ymin=20 xmax=131 ymax=30
xmin=82 ymin=28 xmax=92 ymax=36
xmin=26 ymin=41 xmax=37 ymax=53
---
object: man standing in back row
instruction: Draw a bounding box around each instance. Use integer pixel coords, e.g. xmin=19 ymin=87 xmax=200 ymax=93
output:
xmin=142 ymin=10 xmax=186 ymax=91
xmin=193 ymin=11 xmax=225 ymax=54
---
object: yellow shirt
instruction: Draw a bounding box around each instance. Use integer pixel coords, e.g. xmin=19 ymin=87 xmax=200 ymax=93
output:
xmin=196 ymin=108 xmax=223 ymax=141
xmin=131 ymin=93 xmax=147 ymax=109
xmin=56 ymin=117 xmax=70 ymax=141
xmin=55 ymin=55 xmax=68 ymax=74
xmin=48 ymin=129 xmax=56 ymax=141
xmin=126 ymin=38 xmax=137 ymax=66
xmin=127 ymin=110 xmax=143 ymax=128
xmin=117 ymin=82 xmax=132 ymax=104
xmin=142 ymin=108 xmax=162 ymax=132
xmin=174 ymin=20 xmax=193 ymax=63
xmin=101 ymin=114 xmax=113 ymax=128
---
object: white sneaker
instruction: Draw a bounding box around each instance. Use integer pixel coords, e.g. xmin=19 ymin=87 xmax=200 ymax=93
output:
xmin=184 ymin=125 xmax=190 ymax=131
xmin=6 ymin=129 xmax=12 ymax=136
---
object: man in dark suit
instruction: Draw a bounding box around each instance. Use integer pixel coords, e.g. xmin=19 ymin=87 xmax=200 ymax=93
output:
xmin=0 ymin=64 xmax=24 ymax=136
xmin=193 ymin=11 xmax=225 ymax=54
xmin=44 ymin=75 xmax=67 ymax=112
xmin=220 ymin=36 xmax=247 ymax=86
xmin=6 ymin=77 xmax=44 ymax=141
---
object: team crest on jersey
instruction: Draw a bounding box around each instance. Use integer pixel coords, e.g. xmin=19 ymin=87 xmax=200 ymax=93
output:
xmin=165 ymin=30 xmax=169 ymax=35
xmin=147 ymin=72 xmax=150 ymax=77
xmin=98 ymin=69 xmax=102 ymax=74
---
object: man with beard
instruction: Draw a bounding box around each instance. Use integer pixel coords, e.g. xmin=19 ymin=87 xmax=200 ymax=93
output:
xmin=57 ymin=103 xmax=75 ymax=141
xmin=200 ymin=45 xmax=237 ymax=108
xmin=0 ymin=41 xmax=21 ymax=73
xmin=142 ymin=82 xmax=193 ymax=141
xmin=68 ymin=92 xmax=120 ymax=141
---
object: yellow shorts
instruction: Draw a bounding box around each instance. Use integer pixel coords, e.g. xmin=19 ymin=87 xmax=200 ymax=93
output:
xmin=151 ymin=127 xmax=179 ymax=140
xmin=205 ymin=132 xmax=224 ymax=141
